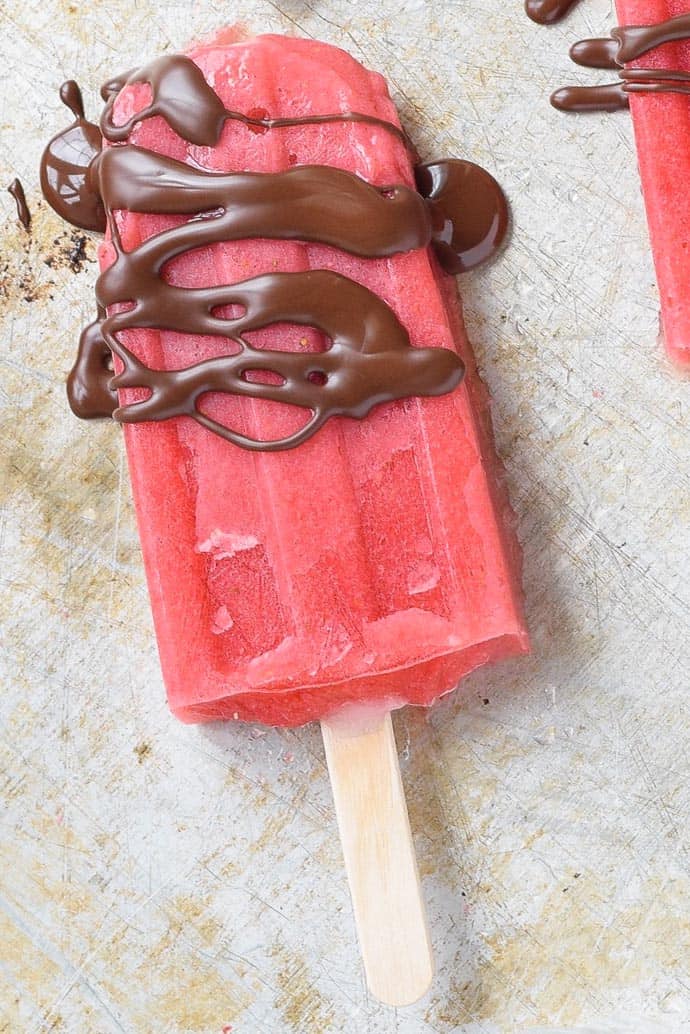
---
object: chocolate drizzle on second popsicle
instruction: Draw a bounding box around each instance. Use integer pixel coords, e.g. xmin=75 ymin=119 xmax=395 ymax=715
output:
xmin=41 ymin=51 xmax=510 ymax=449
xmin=536 ymin=11 xmax=690 ymax=112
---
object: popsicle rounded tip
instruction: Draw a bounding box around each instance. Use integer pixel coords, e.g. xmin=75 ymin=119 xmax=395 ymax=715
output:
xmin=367 ymin=958 xmax=434 ymax=1008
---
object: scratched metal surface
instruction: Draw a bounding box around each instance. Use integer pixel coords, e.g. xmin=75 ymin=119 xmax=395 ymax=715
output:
xmin=1 ymin=0 xmax=689 ymax=1031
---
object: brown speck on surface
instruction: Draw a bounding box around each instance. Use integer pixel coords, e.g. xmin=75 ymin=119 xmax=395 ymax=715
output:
xmin=41 ymin=227 xmax=96 ymax=276
xmin=67 ymin=233 xmax=89 ymax=273
xmin=134 ymin=741 xmax=151 ymax=762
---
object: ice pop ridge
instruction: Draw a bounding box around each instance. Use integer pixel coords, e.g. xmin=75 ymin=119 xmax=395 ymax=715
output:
xmin=41 ymin=33 xmax=528 ymax=725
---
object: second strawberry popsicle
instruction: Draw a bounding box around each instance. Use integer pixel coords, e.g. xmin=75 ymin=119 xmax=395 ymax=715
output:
xmin=544 ymin=3 xmax=690 ymax=366
xmin=614 ymin=2 xmax=690 ymax=367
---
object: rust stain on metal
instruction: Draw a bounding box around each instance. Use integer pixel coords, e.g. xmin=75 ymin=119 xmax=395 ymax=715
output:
xmin=271 ymin=945 xmax=337 ymax=1032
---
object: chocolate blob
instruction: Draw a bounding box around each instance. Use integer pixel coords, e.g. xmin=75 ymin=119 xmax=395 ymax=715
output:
xmin=551 ymin=83 xmax=629 ymax=113
xmin=416 ymin=160 xmax=509 ymax=274
xmin=569 ymin=38 xmax=619 ymax=70
xmin=39 ymin=81 xmax=105 ymax=232
xmin=67 ymin=315 xmax=118 ymax=419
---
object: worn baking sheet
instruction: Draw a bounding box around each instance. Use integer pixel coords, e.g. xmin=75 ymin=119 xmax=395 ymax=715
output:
xmin=1 ymin=1 xmax=688 ymax=1031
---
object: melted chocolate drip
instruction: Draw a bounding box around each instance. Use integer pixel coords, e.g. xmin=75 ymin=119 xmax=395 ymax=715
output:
xmin=8 ymin=178 xmax=30 ymax=230
xmin=67 ymin=314 xmax=118 ymax=418
xmin=550 ymin=12 xmax=690 ymax=113
xmin=551 ymin=83 xmax=629 ymax=113
xmin=416 ymin=160 xmax=509 ymax=274
xmin=39 ymin=81 xmax=105 ymax=232
xmin=525 ymin=0 xmax=581 ymax=25
xmin=40 ymin=52 xmax=511 ymax=450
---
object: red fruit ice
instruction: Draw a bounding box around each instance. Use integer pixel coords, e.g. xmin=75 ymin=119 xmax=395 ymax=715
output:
xmin=616 ymin=0 xmax=690 ymax=366
xmin=101 ymin=32 xmax=528 ymax=726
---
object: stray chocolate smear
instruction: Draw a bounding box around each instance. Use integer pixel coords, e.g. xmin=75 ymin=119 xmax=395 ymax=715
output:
xmin=8 ymin=179 xmax=31 ymax=230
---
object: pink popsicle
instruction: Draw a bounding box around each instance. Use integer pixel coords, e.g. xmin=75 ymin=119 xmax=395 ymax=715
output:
xmin=616 ymin=0 xmax=690 ymax=366
xmin=103 ymin=32 xmax=528 ymax=728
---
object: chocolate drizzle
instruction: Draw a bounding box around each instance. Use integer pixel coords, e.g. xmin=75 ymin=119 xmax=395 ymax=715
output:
xmin=100 ymin=55 xmax=407 ymax=148
xmin=102 ymin=270 xmax=462 ymax=450
xmin=7 ymin=178 xmax=30 ymax=230
xmin=612 ymin=15 xmax=690 ymax=64
xmin=543 ymin=12 xmax=690 ymax=113
xmin=41 ymin=51 xmax=510 ymax=450
xmin=96 ymin=147 xmax=432 ymax=257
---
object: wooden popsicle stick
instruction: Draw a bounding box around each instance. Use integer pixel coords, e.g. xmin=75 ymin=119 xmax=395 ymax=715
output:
xmin=321 ymin=711 xmax=434 ymax=1006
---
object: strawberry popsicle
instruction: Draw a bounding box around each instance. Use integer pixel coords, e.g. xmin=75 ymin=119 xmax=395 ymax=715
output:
xmin=42 ymin=32 xmax=527 ymax=728
xmin=41 ymin=29 xmax=528 ymax=1004
xmin=613 ymin=3 xmax=690 ymax=367
xmin=544 ymin=4 xmax=690 ymax=366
